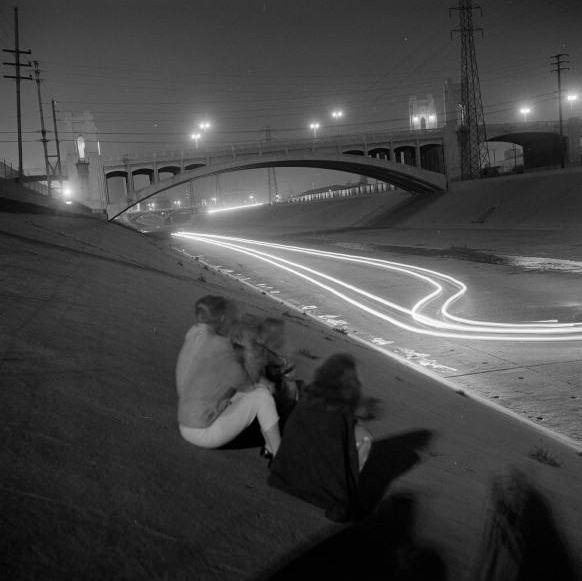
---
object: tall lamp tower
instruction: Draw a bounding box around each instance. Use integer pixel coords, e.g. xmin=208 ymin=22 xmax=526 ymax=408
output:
xmin=450 ymin=0 xmax=490 ymax=179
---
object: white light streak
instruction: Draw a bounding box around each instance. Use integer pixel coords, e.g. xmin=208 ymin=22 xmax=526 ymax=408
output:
xmin=207 ymin=202 xmax=264 ymax=215
xmin=172 ymin=232 xmax=582 ymax=342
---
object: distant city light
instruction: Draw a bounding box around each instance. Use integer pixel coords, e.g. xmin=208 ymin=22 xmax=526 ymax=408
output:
xmin=428 ymin=114 xmax=436 ymax=122
xmin=199 ymin=121 xmax=211 ymax=131
xmin=65 ymin=200 xmax=73 ymax=205
xmin=519 ymin=107 xmax=531 ymax=122
xmin=207 ymin=202 xmax=264 ymax=215
xmin=331 ymin=110 xmax=343 ymax=119
xmin=412 ymin=116 xmax=419 ymax=123
xmin=309 ymin=122 xmax=320 ymax=138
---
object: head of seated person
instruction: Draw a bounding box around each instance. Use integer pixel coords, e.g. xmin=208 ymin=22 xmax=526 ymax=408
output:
xmin=195 ymin=295 xmax=239 ymax=337
xmin=303 ymin=353 xmax=362 ymax=414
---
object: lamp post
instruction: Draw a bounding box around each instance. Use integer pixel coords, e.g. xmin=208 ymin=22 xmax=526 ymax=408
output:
xmin=519 ymin=107 xmax=531 ymax=123
xmin=331 ymin=109 xmax=343 ymax=135
xmin=190 ymin=132 xmax=201 ymax=149
xmin=567 ymin=94 xmax=578 ymax=113
xmin=199 ymin=121 xmax=211 ymax=132
xmin=309 ymin=122 xmax=320 ymax=139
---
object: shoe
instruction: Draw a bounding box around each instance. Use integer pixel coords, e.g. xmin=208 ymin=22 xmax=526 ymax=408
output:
xmin=259 ymin=446 xmax=274 ymax=460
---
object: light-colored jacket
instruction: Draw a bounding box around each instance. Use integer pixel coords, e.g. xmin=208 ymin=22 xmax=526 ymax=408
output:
xmin=176 ymin=324 xmax=249 ymax=428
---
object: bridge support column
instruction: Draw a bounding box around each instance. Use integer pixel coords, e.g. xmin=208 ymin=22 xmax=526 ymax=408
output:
xmin=443 ymin=121 xmax=461 ymax=182
xmin=125 ymin=164 xmax=136 ymax=206
xmin=567 ymin=117 xmax=581 ymax=166
xmin=415 ymin=138 xmax=421 ymax=168
xmin=152 ymin=158 xmax=159 ymax=183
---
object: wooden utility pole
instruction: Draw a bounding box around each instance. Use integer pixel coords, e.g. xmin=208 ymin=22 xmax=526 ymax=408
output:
xmin=33 ymin=61 xmax=51 ymax=195
xmin=551 ymin=53 xmax=569 ymax=169
xmin=50 ymin=99 xmax=63 ymax=191
xmin=2 ymin=7 xmax=32 ymax=181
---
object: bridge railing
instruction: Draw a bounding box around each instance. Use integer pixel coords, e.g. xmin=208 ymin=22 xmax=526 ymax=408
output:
xmin=100 ymin=128 xmax=445 ymax=167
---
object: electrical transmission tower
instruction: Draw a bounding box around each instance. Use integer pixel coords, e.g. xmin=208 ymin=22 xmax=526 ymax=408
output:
xmin=450 ymin=0 xmax=490 ymax=179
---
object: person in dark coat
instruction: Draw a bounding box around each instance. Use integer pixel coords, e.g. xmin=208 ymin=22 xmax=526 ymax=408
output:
xmin=269 ymin=353 xmax=379 ymax=522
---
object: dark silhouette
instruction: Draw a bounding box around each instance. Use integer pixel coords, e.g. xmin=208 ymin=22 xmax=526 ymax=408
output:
xmin=262 ymin=492 xmax=447 ymax=581
xmin=474 ymin=469 xmax=580 ymax=581
xmin=357 ymin=428 xmax=433 ymax=517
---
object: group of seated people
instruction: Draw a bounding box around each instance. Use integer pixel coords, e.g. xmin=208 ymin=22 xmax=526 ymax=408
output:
xmin=176 ymin=294 xmax=381 ymax=521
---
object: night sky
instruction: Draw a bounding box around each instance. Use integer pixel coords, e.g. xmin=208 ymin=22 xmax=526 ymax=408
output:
xmin=0 ymin=0 xmax=580 ymax=198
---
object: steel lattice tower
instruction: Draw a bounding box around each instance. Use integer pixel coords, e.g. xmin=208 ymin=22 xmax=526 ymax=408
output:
xmin=451 ymin=0 xmax=490 ymax=179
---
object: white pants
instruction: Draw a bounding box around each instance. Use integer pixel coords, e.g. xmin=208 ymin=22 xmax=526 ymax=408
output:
xmin=179 ymin=386 xmax=279 ymax=449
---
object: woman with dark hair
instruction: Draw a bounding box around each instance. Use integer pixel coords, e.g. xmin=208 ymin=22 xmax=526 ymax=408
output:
xmin=176 ymin=295 xmax=281 ymax=457
xmin=269 ymin=353 xmax=379 ymax=522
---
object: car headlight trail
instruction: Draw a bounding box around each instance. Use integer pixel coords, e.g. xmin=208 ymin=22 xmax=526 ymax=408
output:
xmin=173 ymin=232 xmax=582 ymax=342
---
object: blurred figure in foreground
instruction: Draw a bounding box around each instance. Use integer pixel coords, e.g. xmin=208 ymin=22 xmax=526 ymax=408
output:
xmin=176 ymin=295 xmax=281 ymax=457
xmin=269 ymin=353 xmax=381 ymax=522
xmin=475 ymin=468 xmax=579 ymax=581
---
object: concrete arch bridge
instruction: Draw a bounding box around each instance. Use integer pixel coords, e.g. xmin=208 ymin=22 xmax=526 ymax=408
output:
xmin=103 ymin=132 xmax=449 ymax=219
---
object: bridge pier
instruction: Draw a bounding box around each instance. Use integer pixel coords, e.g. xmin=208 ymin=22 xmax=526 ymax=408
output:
xmin=443 ymin=121 xmax=462 ymax=181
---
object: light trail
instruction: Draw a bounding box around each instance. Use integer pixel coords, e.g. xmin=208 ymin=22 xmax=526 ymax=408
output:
xmin=173 ymin=232 xmax=582 ymax=342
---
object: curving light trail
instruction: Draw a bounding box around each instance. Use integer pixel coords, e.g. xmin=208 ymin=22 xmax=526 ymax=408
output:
xmin=173 ymin=232 xmax=582 ymax=342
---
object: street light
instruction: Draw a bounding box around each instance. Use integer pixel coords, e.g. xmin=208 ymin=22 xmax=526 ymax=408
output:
xmin=519 ymin=107 xmax=531 ymax=122
xmin=309 ymin=122 xmax=320 ymax=138
xmin=567 ymin=94 xmax=578 ymax=112
xmin=331 ymin=110 xmax=343 ymax=135
xmin=190 ymin=132 xmax=201 ymax=149
xmin=199 ymin=121 xmax=211 ymax=131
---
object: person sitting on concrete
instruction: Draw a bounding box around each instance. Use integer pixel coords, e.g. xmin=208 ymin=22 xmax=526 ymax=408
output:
xmin=268 ymin=353 xmax=379 ymax=522
xmin=176 ymin=295 xmax=281 ymax=458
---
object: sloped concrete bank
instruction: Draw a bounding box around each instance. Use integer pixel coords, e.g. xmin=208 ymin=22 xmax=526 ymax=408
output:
xmin=168 ymin=167 xmax=581 ymax=237
xmin=2 ymin=212 xmax=582 ymax=580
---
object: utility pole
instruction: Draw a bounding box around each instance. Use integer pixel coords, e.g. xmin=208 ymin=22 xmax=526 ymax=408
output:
xmin=50 ymin=99 xmax=63 ymax=188
xmin=450 ymin=0 xmax=490 ymax=179
xmin=551 ymin=53 xmax=569 ymax=169
xmin=33 ymin=61 xmax=52 ymax=196
xmin=3 ymin=7 xmax=32 ymax=181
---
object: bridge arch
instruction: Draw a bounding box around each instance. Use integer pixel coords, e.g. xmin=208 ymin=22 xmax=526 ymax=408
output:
xmin=184 ymin=162 xmax=206 ymax=171
xmin=369 ymin=147 xmax=391 ymax=160
xmin=486 ymin=131 xmax=566 ymax=170
xmin=420 ymin=143 xmax=444 ymax=173
xmin=394 ymin=145 xmax=416 ymax=166
xmin=158 ymin=165 xmax=181 ymax=178
xmin=107 ymin=152 xmax=446 ymax=220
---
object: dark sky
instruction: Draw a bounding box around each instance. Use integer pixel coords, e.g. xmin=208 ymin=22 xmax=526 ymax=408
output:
xmin=0 ymin=0 xmax=580 ymax=196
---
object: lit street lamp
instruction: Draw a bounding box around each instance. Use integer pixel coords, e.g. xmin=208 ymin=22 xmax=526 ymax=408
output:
xmin=567 ymin=94 xmax=578 ymax=112
xmin=191 ymin=132 xmax=201 ymax=149
xmin=519 ymin=107 xmax=531 ymax=122
xmin=331 ymin=109 xmax=344 ymax=135
xmin=309 ymin=122 xmax=320 ymax=139
xmin=199 ymin=121 xmax=211 ymax=131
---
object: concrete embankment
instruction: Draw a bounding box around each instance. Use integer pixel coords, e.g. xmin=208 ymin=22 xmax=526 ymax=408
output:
xmin=2 ymin=210 xmax=582 ymax=580
xmin=178 ymin=167 xmax=581 ymax=236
